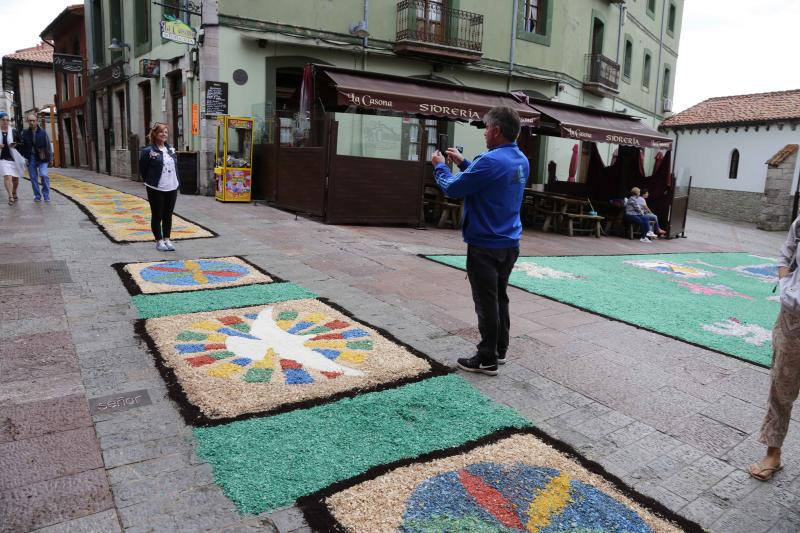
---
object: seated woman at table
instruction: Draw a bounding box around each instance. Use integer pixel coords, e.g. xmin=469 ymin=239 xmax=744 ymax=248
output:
xmin=637 ymin=189 xmax=667 ymax=237
xmin=625 ymin=187 xmax=657 ymax=242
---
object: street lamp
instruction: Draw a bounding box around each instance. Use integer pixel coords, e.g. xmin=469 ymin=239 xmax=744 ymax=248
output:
xmin=108 ymin=38 xmax=131 ymax=62
xmin=348 ymin=21 xmax=370 ymax=39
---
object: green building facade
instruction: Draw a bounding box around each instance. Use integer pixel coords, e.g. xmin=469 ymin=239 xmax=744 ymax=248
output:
xmin=85 ymin=0 xmax=682 ymax=194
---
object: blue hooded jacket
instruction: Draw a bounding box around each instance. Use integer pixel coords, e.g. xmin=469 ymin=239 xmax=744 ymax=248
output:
xmin=433 ymin=142 xmax=529 ymax=249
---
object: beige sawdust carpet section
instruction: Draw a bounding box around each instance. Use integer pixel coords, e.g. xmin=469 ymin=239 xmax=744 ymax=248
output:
xmin=324 ymin=433 xmax=685 ymax=533
xmin=49 ymin=172 xmax=214 ymax=242
xmin=145 ymin=299 xmax=432 ymax=420
xmin=123 ymin=257 xmax=272 ymax=294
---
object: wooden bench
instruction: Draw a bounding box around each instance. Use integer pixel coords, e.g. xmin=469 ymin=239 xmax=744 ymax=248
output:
xmin=627 ymin=218 xmax=656 ymax=239
xmin=564 ymin=213 xmax=604 ymax=238
xmin=534 ymin=206 xmax=563 ymax=232
xmin=438 ymin=201 xmax=462 ymax=229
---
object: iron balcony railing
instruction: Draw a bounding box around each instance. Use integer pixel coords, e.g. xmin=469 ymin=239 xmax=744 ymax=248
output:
xmin=585 ymin=53 xmax=620 ymax=91
xmin=395 ymin=0 xmax=483 ymax=52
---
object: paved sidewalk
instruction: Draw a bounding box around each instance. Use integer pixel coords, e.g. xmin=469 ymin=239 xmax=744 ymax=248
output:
xmin=1 ymin=167 xmax=798 ymax=532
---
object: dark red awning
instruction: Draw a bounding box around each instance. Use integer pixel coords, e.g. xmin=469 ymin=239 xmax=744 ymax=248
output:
xmin=315 ymin=65 xmax=540 ymax=126
xmin=529 ymin=101 xmax=673 ymax=149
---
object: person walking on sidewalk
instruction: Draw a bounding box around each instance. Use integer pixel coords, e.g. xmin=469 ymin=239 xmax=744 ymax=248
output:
xmin=20 ymin=113 xmax=52 ymax=202
xmin=0 ymin=112 xmax=23 ymax=205
xmin=749 ymin=218 xmax=800 ymax=481
xmin=431 ymin=106 xmax=529 ymax=376
xmin=139 ymin=122 xmax=179 ymax=251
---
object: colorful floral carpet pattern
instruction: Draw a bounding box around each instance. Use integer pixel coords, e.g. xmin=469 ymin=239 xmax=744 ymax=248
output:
xmin=140 ymin=298 xmax=443 ymax=423
xmin=426 ymin=253 xmax=779 ymax=367
xmin=113 ymin=256 xmax=703 ymax=530
xmin=49 ymin=172 xmax=216 ymax=242
xmin=115 ymin=256 xmax=274 ymax=295
xmin=298 ymin=428 xmax=701 ymax=533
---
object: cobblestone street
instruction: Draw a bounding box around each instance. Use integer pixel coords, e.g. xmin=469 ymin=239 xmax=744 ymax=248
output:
xmin=2 ymin=168 xmax=798 ymax=533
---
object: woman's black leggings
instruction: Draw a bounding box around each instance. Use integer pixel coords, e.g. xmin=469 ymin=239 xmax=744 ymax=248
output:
xmin=146 ymin=187 xmax=178 ymax=240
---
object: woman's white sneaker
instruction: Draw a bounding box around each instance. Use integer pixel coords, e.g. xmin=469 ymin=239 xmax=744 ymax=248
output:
xmin=164 ymin=239 xmax=176 ymax=251
xmin=156 ymin=240 xmax=169 ymax=251
xmin=639 ymin=237 xmax=652 ymax=243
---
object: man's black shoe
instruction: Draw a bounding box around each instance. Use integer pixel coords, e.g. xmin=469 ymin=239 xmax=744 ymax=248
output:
xmin=497 ymin=353 xmax=506 ymax=365
xmin=457 ymin=354 xmax=498 ymax=376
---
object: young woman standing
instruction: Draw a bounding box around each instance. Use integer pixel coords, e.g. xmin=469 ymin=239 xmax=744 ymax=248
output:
xmin=0 ymin=112 xmax=21 ymax=205
xmin=139 ymin=123 xmax=179 ymax=251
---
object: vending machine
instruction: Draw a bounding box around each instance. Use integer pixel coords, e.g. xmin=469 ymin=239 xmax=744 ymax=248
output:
xmin=214 ymin=116 xmax=254 ymax=202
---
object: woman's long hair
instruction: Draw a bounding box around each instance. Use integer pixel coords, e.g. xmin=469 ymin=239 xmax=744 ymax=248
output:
xmin=147 ymin=122 xmax=168 ymax=145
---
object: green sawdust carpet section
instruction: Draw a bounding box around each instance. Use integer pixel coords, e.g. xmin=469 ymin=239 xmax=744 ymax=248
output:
xmin=193 ymin=374 xmax=529 ymax=514
xmin=427 ymin=253 xmax=779 ymax=367
xmin=132 ymin=283 xmax=317 ymax=318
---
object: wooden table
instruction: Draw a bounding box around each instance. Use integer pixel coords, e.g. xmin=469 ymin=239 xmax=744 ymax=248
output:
xmin=525 ymin=190 xmax=604 ymax=237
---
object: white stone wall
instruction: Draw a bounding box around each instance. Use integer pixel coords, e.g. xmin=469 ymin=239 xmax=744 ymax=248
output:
xmin=669 ymin=126 xmax=800 ymax=193
xmin=16 ymin=66 xmax=57 ymax=114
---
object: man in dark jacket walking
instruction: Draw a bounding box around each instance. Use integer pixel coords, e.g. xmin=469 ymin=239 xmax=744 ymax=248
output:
xmin=431 ymin=106 xmax=529 ymax=375
xmin=20 ymin=113 xmax=52 ymax=202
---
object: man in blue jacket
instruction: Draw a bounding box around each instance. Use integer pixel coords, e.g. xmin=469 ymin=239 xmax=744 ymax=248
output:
xmin=432 ymin=106 xmax=529 ymax=376
xmin=20 ymin=113 xmax=52 ymax=202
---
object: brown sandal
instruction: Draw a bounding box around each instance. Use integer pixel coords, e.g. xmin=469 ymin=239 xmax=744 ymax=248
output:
xmin=748 ymin=461 xmax=783 ymax=481
xmin=7 ymin=197 xmax=13 ymax=205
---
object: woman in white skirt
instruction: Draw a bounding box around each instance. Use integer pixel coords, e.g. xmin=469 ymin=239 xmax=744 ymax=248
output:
xmin=0 ymin=112 xmax=21 ymax=205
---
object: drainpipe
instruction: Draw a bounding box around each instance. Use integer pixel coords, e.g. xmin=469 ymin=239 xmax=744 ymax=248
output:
xmin=653 ymin=0 xmax=667 ymax=127
xmin=507 ymin=0 xmax=518 ymax=91
xmin=85 ymin=0 xmax=100 ymax=172
xmin=610 ymin=3 xmax=625 ymax=161
xmin=362 ymin=0 xmax=369 ymax=70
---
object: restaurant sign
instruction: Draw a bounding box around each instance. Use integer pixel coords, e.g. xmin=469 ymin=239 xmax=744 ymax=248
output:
xmin=340 ymin=90 xmax=537 ymax=125
xmin=91 ymin=61 xmax=125 ymax=89
xmin=561 ymin=125 xmax=672 ymax=149
xmin=53 ymin=53 xmax=83 ymax=74
xmin=139 ymin=59 xmax=160 ymax=78
xmin=160 ymin=16 xmax=197 ymax=45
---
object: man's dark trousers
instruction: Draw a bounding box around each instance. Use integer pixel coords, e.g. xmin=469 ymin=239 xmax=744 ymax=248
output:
xmin=467 ymin=245 xmax=520 ymax=364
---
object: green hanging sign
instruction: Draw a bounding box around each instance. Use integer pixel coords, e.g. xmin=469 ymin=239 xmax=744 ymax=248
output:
xmin=160 ymin=15 xmax=197 ymax=45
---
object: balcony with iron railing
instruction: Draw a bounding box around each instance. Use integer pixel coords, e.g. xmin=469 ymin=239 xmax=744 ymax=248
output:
xmin=394 ymin=0 xmax=483 ymax=62
xmin=583 ymin=53 xmax=620 ymax=96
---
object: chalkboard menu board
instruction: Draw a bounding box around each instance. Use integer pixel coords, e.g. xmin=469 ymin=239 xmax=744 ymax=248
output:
xmin=205 ymin=81 xmax=228 ymax=117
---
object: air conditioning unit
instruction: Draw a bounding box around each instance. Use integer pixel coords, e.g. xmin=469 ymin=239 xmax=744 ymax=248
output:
xmin=662 ymin=97 xmax=673 ymax=113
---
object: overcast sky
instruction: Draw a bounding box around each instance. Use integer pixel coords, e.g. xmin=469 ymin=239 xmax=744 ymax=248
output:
xmin=1 ymin=0 xmax=798 ymax=114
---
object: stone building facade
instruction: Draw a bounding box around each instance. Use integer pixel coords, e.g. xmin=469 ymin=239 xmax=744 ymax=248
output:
xmin=758 ymin=144 xmax=799 ymax=231
xmin=662 ymin=90 xmax=800 ymax=227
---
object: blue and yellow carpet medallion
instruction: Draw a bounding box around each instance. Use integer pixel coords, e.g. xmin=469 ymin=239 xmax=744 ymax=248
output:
xmin=298 ymin=428 xmax=703 ymax=533
xmin=425 ymin=253 xmax=779 ymax=367
xmin=49 ymin=172 xmax=216 ymax=242
xmin=114 ymin=256 xmax=275 ymax=295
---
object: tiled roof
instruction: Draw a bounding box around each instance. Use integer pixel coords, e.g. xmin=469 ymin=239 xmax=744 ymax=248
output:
xmin=767 ymin=144 xmax=799 ymax=168
xmin=3 ymin=43 xmax=53 ymax=65
xmin=661 ymin=89 xmax=800 ymax=128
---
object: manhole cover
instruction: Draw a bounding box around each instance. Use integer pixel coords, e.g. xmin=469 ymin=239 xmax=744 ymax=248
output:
xmin=0 ymin=260 xmax=73 ymax=286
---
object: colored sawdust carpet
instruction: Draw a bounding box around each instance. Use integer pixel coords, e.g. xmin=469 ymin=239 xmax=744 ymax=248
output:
xmin=426 ymin=253 xmax=779 ymax=367
xmin=138 ymin=295 xmax=449 ymax=424
xmin=48 ymin=172 xmax=215 ymax=242
xmin=114 ymin=256 xmax=276 ymax=295
xmin=298 ymin=428 xmax=703 ymax=533
xmin=193 ymin=375 xmax=530 ymax=514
